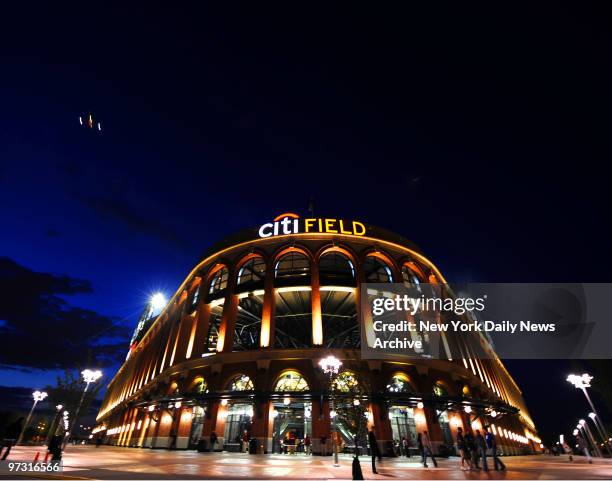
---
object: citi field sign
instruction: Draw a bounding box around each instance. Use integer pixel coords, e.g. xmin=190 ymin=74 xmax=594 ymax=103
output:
xmin=258 ymin=213 xmax=367 ymax=238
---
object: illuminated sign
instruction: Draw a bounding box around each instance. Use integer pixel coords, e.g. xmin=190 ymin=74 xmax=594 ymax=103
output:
xmin=258 ymin=213 xmax=367 ymax=238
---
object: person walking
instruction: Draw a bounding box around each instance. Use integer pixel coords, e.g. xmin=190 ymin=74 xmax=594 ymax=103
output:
xmin=456 ymin=427 xmax=471 ymax=471
xmin=475 ymin=430 xmax=489 ymax=471
xmin=484 ymin=426 xmax=505 ymax=471
xmin=368 ymin=427 xmax=382 ymax=474
xmin=48 ymin=434 xmax=63 ymax=461
xmin=304 ymin=435 xmax=311 ymax=455
xmin=562 ymin=441 xmax=573 ymax=462
xmin=576 ymin=433 xmax=592 ymax=464
xmin=421 ymin=431 xmax=438 ymax=468
xmin=0 ymin=417 xmax=23 ymax=460
xmin=465 ymin=430 xmax=479 ymax=470
xmin=209 ymin=431 xmax=218 ymax=452
xmin=401 ymin=436 xmax=409 ymax=457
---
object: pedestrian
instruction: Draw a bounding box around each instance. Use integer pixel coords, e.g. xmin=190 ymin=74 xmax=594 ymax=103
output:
xmin=475 ymin=430 xmax=489 ymax=471
xmin=48 ymin=434 xmax=63 ymax=461
xmin=456 ymin=427 xmax=471 ymax=471
xmin=421 ymin=431 xmax=438 ymax=468
xmin=304 ymin=434 xmax=311 ymax=455
xmin=484 ymin=426 xmax=505 ymax=471
xmin=562 ymin=441 xmax=573 ymax=462
xmin=368 ymin=427 xmax=382 ymax=474
xmin=402 ymin=436 xmax=409 ymax=457
xmin=0 ymin=417 xmax=24 ymax=460
xmin=95 ymin=437 xmax=102 ymax=448
xmin=576 ymin=433 xmax=592 ymax=464
xmin=210 ymin=431 xmax=218 ymax=452
xmin=465 ymin=430 xmax=479 ymax=470
xmin=242 ymin=430 xmax=250 ymax=453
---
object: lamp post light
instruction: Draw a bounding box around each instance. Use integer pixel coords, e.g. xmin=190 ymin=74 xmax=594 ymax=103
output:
xmin=63 ymin=369 xmax=102 ymax=449
xmin=567 ymin=373 xmax=611 ymax=454
xmin=319 ymin=355 xmax=342 ymax=467
xmin=17 ymin=391 xmax=48 ymax=445
xmin=589 ymin=412 xmax=612 ymax=456
xmin=579 ymin=419 xmax=602 ymax=457
xmin=45 ymin=404 xmax=64 ymax=445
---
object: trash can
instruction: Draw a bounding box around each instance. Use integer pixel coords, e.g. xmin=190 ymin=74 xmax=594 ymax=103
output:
xmin=249 ymin=437 xmax=258 ymax=454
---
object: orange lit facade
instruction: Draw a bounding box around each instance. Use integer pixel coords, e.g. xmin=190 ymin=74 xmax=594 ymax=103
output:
xmin=95 ymin=216 xmax=541 ymax=455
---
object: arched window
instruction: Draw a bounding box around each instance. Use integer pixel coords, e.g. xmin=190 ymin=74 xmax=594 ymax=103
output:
xmin=237 ymin=257 xmax=266 ymax=288
xmin=461 ymin=385 xmax=471 ymax=397
xmin=274 ymin=371 xmax=309 ymax=392
xmin=332 ymin=371 xmax=360 ymax=393
xmin=433 ymin=382 xmax=448 ymax=397
xmin=274 ymin=252 xmax=310 ymax=281
xmin=228 ymin=374 xmax=254 ymax=391
xmin=190 ymin=377 xmax=208 ymax=394
xmin=363 ymin=256 xmax=394 ymax=283
xmin=401 ymin=265 xmax=421 ymax=287
xmin=387 ymin=374 xmax=415 ymax=393
xmin=208 ymin=267 xmax=229 ymax=296
xmin=319 ymin=252 xmax=356 ymax=286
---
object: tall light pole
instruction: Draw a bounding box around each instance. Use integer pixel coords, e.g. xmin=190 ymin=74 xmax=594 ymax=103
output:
xmin=17 ymin=391 xmax=48 ymax=445
xmin=45 ymin=404 xmax=64 ymax=445
xmin=579 ymin=419 xmax=602 ymax=457
xmin=63 ymin=369 xmax=102 ymax=449
xmin=567 ymin=373 xmax=611 ymax=452
xmin=319 ymin=355 xmax=342 ymax=467
xmin=589 ymin=412 xmax=612 ymax=456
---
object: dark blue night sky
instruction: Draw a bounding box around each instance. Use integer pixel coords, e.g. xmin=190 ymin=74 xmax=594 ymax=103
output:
xmin=1 ymin=3 xmax=611 ymax=443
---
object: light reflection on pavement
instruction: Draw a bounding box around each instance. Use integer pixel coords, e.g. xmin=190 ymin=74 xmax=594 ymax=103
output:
xmin=3 ymin=446 xmax=612 ymax=480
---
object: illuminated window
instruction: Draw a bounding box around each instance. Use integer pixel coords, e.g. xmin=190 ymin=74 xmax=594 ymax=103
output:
xmin=205 ymin=301 xmax=224 ymax=353
xmin=233 ymin=291 xmax=263 ymax=351
xmin=322 ymin=288 xmax=358 ymax=348
xmin=401 ymin=265 xmax=421 ymax=287
xmin=191 ymin=377 xmax=208 ymax=394
xmin=332 ymin=371 xmax=360 ymax=393
xmin=462 ymin=385 xmax=471 ymax=397
xmin=387 ymin=375 xmax=415 ymax=393
xmin=237 ymin=257 xmax=266 ymax=288
xmin=189 ymin=285 xmax=201 ymax=312
xmin=208 ymin=268 xmax=229 ymax=296
xmin=433 ymin=382 xmax=447 ymax=397
xmin=319 ymin=252 xmax=356 ymax=286
xmin=229 ymin=374 xmax=254 ymax=391
xmin=363 ymin=256 xmax=394 ymax=283
xmin=274 ymin=253 xmax=310 ymax=282
xmin=274 ymin=371 xmax=309 ymax=392
xmin=274 ymin=288 xmax=311 ymax=348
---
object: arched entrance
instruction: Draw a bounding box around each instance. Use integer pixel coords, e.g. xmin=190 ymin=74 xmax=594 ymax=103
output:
xmin=386 ymin=374 xmax=418 ymax=454
xmin=223 ymin=375 xmax=254 ymax=452
xmin=271 ymin=371 xmax=311 ymax=454
xmin=188 ymin=377 xmax=208 ymax=449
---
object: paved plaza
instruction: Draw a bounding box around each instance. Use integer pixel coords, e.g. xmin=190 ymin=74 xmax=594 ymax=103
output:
xmin=2 ymin=446 xmax=612 ymax=480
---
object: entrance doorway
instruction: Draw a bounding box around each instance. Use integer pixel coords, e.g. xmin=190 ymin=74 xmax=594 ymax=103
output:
xmin=389 ymin=406 xmax=417 ymax=454
xmin=189 ymin=405 xmax=206 ymax=449
xmin=223 ymin=403 xmax=253 ymax=451
xmin=271 ymin=399 xmax=311 ymax=454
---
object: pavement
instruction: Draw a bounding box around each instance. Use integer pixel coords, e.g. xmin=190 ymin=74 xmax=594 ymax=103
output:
xmin=1 ymin=446 xmax=612 ymax=480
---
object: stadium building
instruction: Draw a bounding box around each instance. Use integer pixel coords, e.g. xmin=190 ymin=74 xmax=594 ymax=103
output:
xmin=95 ymin=213 xmax=541 ymax=455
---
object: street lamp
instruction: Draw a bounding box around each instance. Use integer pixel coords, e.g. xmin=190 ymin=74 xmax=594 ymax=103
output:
xmin=63 ymin=369 xmax=102 ymax=449
xmin=567 ymin=373 xmax=611 ymax=455
xmin=579 ymin=418 xmax=602 ymax=457
xmin=17 ymin=391 xmax=48 ymax=445
xmin=319 ymin=355 xmax=342 ymax=467
xmin=45 ymin=404 xmax=64 ymax=445
xmin=588 ymin=411 xmax=612 ymax=456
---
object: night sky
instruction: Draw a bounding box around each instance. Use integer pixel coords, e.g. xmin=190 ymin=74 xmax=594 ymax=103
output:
xmin=1 ymin=3 xmax=611 ymax=444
